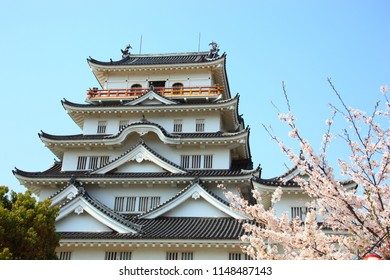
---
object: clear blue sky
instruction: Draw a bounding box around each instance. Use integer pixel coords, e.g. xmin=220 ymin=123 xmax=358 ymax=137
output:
xmin=1 ymin=0 xmax=389 ymax=194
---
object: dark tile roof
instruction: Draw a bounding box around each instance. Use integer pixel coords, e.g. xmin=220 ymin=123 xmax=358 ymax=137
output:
xmin=59 ymin=217 xmax=250 ymax=240
xmin=82 ymin=191 xmax=142 ymax=232
xmin=47 ymin=179 xmax=81 ymax=200
xmin=13 ymin=161 xmax=258 ymax=180
xmin=62 ymin=94 xmax=238 ymax=108
xmin=254 ymin=176 xmax=300 ymax=187
xmin=14 ymin=167 xmax=256 ymax=179
xmin=87 ymin=52 xmax=225 ymax=66
xmin=39 ymin=131 xmax=110 ymax=140
xmin=39 ymin=122 xmax=247 ymax=142
xmin=253 ymin=164 xmax=356 ymax=188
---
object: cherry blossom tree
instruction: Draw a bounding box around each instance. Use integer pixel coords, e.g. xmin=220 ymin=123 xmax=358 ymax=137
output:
xmin=226 ymin=80 xmax=390 ymax=260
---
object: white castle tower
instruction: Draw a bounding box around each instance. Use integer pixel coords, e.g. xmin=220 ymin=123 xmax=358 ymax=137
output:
xmin=14 ymin=42 xmax=259 ymax=260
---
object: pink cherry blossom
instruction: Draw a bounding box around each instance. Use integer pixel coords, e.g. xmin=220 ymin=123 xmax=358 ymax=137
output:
xmin=380 ymin=85 xmax=388 ymax=94
xmin=227 ymin=80 xmax=390 ymax=260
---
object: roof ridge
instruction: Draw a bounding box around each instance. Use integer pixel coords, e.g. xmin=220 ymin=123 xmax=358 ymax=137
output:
xmin=82 ymin=192 xmax=143 ymax=232
xmin=87 ymin=52 xmax=225 ymax=66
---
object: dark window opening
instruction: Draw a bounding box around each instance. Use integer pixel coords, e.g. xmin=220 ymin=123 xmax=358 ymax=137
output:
xmin=172 ymin=83 xmax=184 ymax=94
xmin=149 ymin=81 xmax=166 ymax=88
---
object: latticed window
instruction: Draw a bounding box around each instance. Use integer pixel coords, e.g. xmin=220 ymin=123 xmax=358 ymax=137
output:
xmin=105 ymin=251 xmax=132 ymax=260
xmin=181 ymin=252 xmax=193 ymax=260
xmin=138 ymin=196 xmax=160 ymax=212
xmin=180 ymin=155 xmax=190 ymax=169
xmin=57 ymin=251 xmax=72 ymax=260
xmin=195 ymin=119 xmax=205 ymax=132
xmin=192 ymin=155 xmax=201 ymax=169
xmin=77 ymin=156 xmax=110 ymax=170
xmin=166 ymin=252 xmax=178 ymax=260
xmin=173 ymin=119 xmax=183 ymax=132
xmin=77 ymin=156 xmax=88 ymax=170
xmin=89 ymin=156 xmax=99 ymax=170
xmin=119 ymin=120 xmax=129 ymax=131
xmin=181 ymin=155 xmax=213 ymax=169
xmin=114 ymin=197 xmax=125 ymax=211
xmin=114 ymin=196 xmax=160 ymax=213
xmin=125 ymin=197 xmax=137 ymax=212
xmin=166 ymin=252 xmax=193 ymax=260
xmin=291 ymin=207 xmax=315 ymax=220
xmin=97 ymin=121 xmax=107 ymax=134
xmin=138 ymin=197 xmax=149 ymax=212
xmin=137 ymin=196 xmax=159 ymax=212
xmin=100 ymin=156 xmax=110 ymax=167
xmin=203 ymin=155 xmax=213 ymax=168
xmin=229 ymin=253 xmax=252 ymax=260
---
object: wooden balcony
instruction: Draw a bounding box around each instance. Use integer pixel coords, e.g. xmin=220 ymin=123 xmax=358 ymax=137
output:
xmin=87 ymin=85 xmax=223 ymax=101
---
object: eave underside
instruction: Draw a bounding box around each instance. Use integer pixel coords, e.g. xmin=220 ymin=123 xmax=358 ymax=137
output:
xmin=62 ymin=96 xmax=240 ymax=130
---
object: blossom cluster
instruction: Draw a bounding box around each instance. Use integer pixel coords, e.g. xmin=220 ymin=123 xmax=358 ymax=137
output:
xmin=227 ymin=82 xmax=390 ymax=260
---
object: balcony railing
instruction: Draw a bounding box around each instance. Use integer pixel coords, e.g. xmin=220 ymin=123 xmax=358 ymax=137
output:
xmin=87 ymin=85 xmax=223 ymax=100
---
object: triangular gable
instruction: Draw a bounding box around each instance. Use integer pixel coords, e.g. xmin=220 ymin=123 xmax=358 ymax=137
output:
xmin=50 ymin=183 xmax=80 ymax=207
xmin=125 ymin=90 xmax=177 ymax=106
xmin=91 ymin=141 xmax=186 ymax=174
xmin=57 ymin=193 xmax=140 ymax=234
xmin=56 ymin=211 xmax=113 ymax=232
xmin=139 ymin=183 xmax=250 ymax=219
xmin=282 ymin=166 xmax=304 ymax=182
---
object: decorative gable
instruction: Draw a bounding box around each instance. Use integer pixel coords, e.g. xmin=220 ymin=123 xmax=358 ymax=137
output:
xmin=139 ymin=182 xmax=250 ymax=219
xmin=56 ymin=211 xmax=113 ymax=232
xmin=50 ymin=183 xmax=80 ymax=207
xmin=163 ymin=197 xmax=230 ymax=218
xmin=91 ymin=140 xmax=186 ymax=174
xmin=125 ymin=90 xmax=177 ymax=106
xmin=56 ymin=192 xmax=141 ymax=234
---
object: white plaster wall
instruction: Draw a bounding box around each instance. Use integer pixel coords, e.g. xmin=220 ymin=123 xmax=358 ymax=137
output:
xmin=82 ymin=111 xmax=221 ymax=135
xmin=61 ymin=149 xmax=120 ymax=171
xmin=59 ymin=247 xmax=105 ymax=260
xmin=163 ymin=197 xmax=230 ymax=218
xmin=84 ymin=184 xmax=231 ymax=218
xmin=39 ymin=187 xmax=59 ymax=201
xmin=273 ymin=193 xmax=312 ymax=218
xmin=56 ymin=212 xmax=112 ymax=232
xmin=87 ymin=186 xmax=182 ymax=210
xmin=116 ymin=161 xmax=165 ymax=173
xmin=61 ymin=139 xmax=231 ymax=171
xmin=105 ymin=70 xmax=213 ymax=90
xmin=57 ymin=246 xmax=239 ymax=260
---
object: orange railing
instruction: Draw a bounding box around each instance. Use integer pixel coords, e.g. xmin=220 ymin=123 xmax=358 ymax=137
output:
xmin=87 ymin=85 xmax=223 ymax=100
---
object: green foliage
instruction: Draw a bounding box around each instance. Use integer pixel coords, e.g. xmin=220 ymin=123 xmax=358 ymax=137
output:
xmin=0 ymin=186 xmax=60 ymax=259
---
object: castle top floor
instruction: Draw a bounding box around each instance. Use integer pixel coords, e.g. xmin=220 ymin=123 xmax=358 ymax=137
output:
xmin=86 ymin=42 xmax=231 ymax=103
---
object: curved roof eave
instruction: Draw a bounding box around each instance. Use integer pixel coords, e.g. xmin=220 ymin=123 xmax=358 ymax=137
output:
xmin=38 ymin=122 xmax=249 ymax=147
xmin=87 ymin=52 xmax=226 ymax=67
xmin=62 ymin=94 xmax=238 ymax=111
